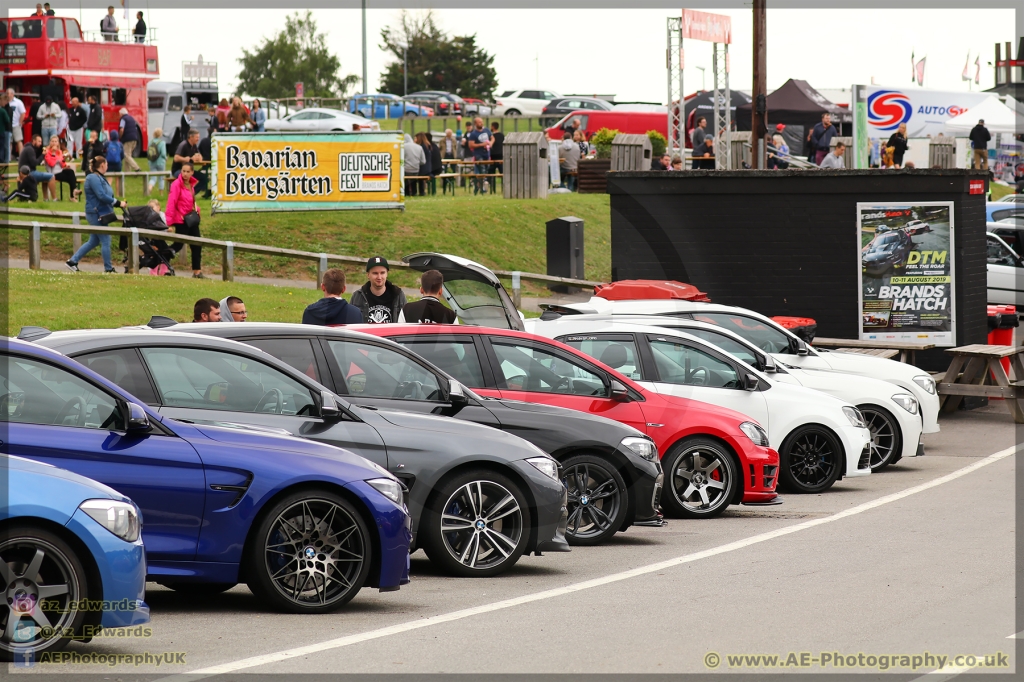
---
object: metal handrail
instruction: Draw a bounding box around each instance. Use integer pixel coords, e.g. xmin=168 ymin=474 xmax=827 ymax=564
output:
xmin=2 ymin=215 xmax=602 ymax=292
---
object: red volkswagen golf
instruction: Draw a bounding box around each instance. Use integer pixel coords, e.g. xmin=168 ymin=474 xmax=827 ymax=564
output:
xmin=360 ymin=324 xmax=780 ymax=518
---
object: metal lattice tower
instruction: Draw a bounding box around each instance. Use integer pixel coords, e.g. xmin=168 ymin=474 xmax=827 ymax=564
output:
xmin=711 ymin=42 xmax=731 ymax=169
xmin=666 ymin=17 xmax=683 ymax=156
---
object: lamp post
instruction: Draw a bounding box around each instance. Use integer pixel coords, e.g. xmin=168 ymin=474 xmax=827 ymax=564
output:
xmin=361 ymin=0 xmax=368 ymax=94
xmin=403 ymin=45 xmax=408 ymax=97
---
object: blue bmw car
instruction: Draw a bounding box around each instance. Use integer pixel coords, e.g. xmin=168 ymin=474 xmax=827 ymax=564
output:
xmin=1 ymin=339 xmax=411 ymax=614
xmin=1 ymin=454 xmax=149 ymax=661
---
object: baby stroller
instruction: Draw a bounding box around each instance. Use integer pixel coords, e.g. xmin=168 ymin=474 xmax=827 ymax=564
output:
xmin=117 ymin=204 xmax=176 ymax=276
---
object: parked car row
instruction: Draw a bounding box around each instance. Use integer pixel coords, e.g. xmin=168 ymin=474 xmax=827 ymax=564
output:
xmin=2 ymin=253 xmax=942 ymax=662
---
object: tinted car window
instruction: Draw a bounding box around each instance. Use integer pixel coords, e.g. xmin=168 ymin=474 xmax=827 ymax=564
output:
xmin=77 ymin=348 xmax=159 ymax=404
xmin=140 ymin=347 xmax=316 ymax=415
xmin=559 ymin=337 xmax=642 ymax=381
xmin=244 ymin=338 xmax=321 ymax=381
xmin=491 ymin=342 xmax=608 ymax=397
xmin=498 ymin=90 xmax=515 ymax=98
xmin=678 ymin=329 xmax=759 ymax=366
xmin=1 ymin=355 xmax=124 ymax=430
xmin=649 ymin=339 xmax=740 ymax=389
xmin=692 ymin=313 xmax=792 ymax=354
xmin=327 ymin=340 xmax=443 ymax=401
xmin=398 ymin=339 xmax=485 ymax=388
xmin=520 ymin=90 xmax=542 ymax=100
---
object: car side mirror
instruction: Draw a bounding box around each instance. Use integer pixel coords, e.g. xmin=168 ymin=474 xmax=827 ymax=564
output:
xmin=744 ymin=374 xmax=760 ymax=391
xmin=609 ymin=379 xmax=630 ymax=402
xmin=320 ymin=391 xmax=342 ymax=420
xmin=762 ymin=356 xmax=777 ymax=373
xmin=448 ymin=379 xmax=469 ymax=406
xmin=796 ymin=340 xmax=810 ymax=355
xmin=125 ymin=402 xmax=151 ymax=432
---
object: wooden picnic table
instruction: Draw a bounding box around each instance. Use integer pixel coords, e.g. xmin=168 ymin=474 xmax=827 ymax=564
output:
xmin=937 ymin=344 xmax=1024 ymax=422
xmin=812 ymin=337 xmax=936 ymax=365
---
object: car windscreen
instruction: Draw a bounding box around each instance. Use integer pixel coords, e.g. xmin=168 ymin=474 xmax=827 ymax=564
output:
xmin=690 ymin=313 xmax=793 ymax=354
xmin=10 ymin=19 xmax=42 ymax=39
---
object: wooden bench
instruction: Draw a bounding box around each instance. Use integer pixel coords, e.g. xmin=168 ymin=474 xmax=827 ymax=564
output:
xmin=937 ymin=344 xmax=1024 ymax=422
xmin=812 ymin=337 xmax=936 ymax=365
xmin=835 ymin=348 xmax=900 ymax=360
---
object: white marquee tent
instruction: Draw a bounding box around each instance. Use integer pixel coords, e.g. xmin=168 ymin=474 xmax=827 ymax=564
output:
xmin=944 ymin=96 xmax=1024 ymax=134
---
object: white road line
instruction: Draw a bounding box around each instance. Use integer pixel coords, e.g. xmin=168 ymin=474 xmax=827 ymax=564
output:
xmin=1007 ymin=631 xmax=1022 ymax=639
xmin=161 ymin=445 xmax=1018 ymax=681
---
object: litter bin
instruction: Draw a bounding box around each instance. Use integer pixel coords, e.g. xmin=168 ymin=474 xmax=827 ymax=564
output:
xmin=772 ymin=316 xmax=818 ymax=343
xmin=988 ymin=304 xmax=1019 ymax=375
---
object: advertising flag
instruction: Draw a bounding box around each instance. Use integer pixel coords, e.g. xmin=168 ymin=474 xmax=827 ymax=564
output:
xmin=858 ymin=202 xmax=955 ymax=346
xmin=962 ymin=52 xmax=970 ymax=81
xmin=915 ymin=56 xmax=927 ymax=86
xmin=974 ymin=55 xmax=981 ymax=85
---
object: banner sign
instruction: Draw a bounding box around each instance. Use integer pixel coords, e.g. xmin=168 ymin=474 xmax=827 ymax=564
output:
xmin=858 ymin=202 xmax=955 ymax=346
xmin=852 ymin=84 xmax=993 ymax=167
xmin=682 ymin=9 xmax=731 ymax=44
xmin=211 ymin=132 xmax=404 ymax=213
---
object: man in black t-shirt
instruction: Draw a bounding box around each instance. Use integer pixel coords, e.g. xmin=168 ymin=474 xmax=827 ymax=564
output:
xmin=400 ymin=270 xmax=457 ymax=324
xmin=172 ymin=128 xmax=202 ymax=176
xmin=350 ymin=256 xmax=407 ymax=324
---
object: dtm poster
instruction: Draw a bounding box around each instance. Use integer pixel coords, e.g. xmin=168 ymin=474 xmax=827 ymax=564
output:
xmin=211 ymin=132 xmax=404 ymax=213
xmin=858 ymin=202 xmax=955 ymax=346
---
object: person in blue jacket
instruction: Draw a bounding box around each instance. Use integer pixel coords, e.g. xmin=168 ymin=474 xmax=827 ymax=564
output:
xmin=66 ymin=155 xmax=126 ymax=273
xmin=301 ymin=269 xmax=363 ymax=325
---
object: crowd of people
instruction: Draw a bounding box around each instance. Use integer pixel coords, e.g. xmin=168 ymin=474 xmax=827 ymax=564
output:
xmin=190 ymin=259 xmax=457 ymax=327
xmin=404 ymin=117 xmax=504 ymax=196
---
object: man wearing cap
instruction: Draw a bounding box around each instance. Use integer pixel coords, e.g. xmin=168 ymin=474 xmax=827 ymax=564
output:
xmin=969 ymin=119 xmax=991 ymax=171
xmin=351 ymin=256 xmax=408 ymax=324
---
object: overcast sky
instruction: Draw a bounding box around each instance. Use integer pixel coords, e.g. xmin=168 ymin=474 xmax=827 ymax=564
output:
xmin=15 ymin=5 xmax=1019 ymax=102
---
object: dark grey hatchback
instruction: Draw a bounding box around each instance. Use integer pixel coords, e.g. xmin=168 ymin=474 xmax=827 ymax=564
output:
xmin=29 ymin=328 xmax=570 ymax=577
xmin=172 ymin=322 xmax=664 ymax=545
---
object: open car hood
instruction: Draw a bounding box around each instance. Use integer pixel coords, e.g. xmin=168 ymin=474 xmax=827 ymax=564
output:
xmin=404 ymin=252 xmax=525 ymax=331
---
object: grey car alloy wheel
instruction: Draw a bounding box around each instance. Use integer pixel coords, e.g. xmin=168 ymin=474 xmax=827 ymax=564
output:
xmin=661 ymin=439 xmax=737 ymax=519
xmin=858 ymin=405 xmax=902 ymax=470
xmin=562 ymin=455 xmax=626 ymax=545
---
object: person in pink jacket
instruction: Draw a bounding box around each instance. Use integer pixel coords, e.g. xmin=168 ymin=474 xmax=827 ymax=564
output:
xmin=166 ymin=161 xmax=204 ymax=278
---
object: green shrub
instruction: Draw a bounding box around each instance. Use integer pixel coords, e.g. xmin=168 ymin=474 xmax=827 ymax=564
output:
xmin=590 ymin=128 xmax=619 ymax=159
xmin=647 ymin=130 xmax=667 ymax=158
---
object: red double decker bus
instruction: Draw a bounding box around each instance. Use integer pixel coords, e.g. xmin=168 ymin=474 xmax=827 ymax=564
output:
xmin=1 ymin=14 xmax=158 ymax=149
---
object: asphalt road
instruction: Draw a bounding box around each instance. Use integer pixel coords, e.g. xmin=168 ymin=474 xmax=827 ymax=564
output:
xmin=15 ymin=403 xmax=1019 ymax=677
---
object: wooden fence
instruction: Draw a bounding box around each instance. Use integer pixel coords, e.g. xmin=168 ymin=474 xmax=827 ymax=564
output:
xmin=1 ymin=207 xmax=601 ymax=304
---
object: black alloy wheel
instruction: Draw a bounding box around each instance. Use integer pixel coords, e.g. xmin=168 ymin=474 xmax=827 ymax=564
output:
xmin=660 ymin=438 xmax=738 ymax=519
xmin=0 ymin=526 xmax=87 ymax=661
xmin=561 ymin=454 xmax=627 ymax=546
xmin=779 ymin=426 xmax=843 ymax=493
xmin=422 ymin=470 xmax=530 ymax=578
xmin=247 ymin=491 xmax=371 ymax=614
xmin=858 ymin=405 xmax=903 ymax=470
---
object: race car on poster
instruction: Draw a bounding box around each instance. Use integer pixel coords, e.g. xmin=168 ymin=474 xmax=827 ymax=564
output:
xmin=535 ymin=297 xmax=941 ymax=436
xmin=1 ymin=455 xmax=149 ymax=661
xmin=172 ymin=322 xmax=663 ymax=546
xmin=862 ymin=313 xmax=889 ymax=327
xmin=528 ymin=315 xmax=924 ymax=472
xmin=359 ymin=324 xmax=781 ymax=520
xmin=903 ymin=220 xmax=932 ymax=235
xmin=862 ymin=228 xmax=915 ymax=276
xmin=524 ymin=319 xmax=874 ymax=493
xmin=26 ymin=329 xmax=569 ymax=578
xmin=2 ymin=337 xmax=411 ymax=614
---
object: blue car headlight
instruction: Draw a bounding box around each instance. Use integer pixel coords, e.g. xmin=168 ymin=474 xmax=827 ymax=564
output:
xmin=366 ymin=478 xmax=404 ymax=506
xmin=620 ymin=436 xmax=658 ymax=461
xmin=79 ymin=499 xmax=141 ymax=542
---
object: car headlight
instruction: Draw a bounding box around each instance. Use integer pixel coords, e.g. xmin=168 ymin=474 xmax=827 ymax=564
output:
xmin=366 ymin=477 xmax=404 ymax=506
xmin=912 ymin=375 xmax=936 ymax=395
xmin=526 ymin=456 xmax=559 ymax=481
xmin=739 ymin=421 xmax=770 ymax=447
xmin=620 ymin=436 xmax=658 ymax=461
xmin=79 ymin=499 xmax=140 ymax=542
xmin=842 ymin=406 xmax=867 ymax=428
xmin=891 ymin=393 xmax=919 ymax=415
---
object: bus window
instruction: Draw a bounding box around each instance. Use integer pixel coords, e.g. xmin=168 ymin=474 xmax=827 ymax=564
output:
xmin=168 ymin=96 xmax=183 ymax=112
xmin=148 ymin=95 xmax=166 ymax=111
xmin=113 ymin=89 xmax=127 ymax=106
xmin=46 ymin=17 xmax=64 ymax=39
xmin=0 ymin=21 xmax=7 ymax=40
xmin=64 ymin=19 xmax=81 ymax=40
xmin=11 ymin=20 xmax=43 ymax=39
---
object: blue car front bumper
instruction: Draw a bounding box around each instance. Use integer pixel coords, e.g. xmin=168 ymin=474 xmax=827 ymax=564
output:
xmin=66 ymin=509 xmax=150 ymax=630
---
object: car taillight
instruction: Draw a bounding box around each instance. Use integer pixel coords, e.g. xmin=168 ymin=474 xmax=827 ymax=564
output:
xmin=496 ymin=100 xmax=503 ymax=106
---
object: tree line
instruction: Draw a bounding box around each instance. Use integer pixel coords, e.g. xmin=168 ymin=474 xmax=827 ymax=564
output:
xmin=236 ymin=10 xmax=498 ymax=101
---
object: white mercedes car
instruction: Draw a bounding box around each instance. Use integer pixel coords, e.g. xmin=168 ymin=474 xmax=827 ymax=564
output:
xmin=264 ymin=107 xmax=380 ymax=133
xmin=529 ymin=315 xmax=924 ymax=472
xmin=536 ymin=298 xmax=940 ymax=436
xmin=524 ymin=318 xmax=871 ymax=494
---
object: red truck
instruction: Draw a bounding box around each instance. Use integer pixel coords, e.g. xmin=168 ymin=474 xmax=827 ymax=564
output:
xmin=547 ymin=110 xmax=667 ymax=140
